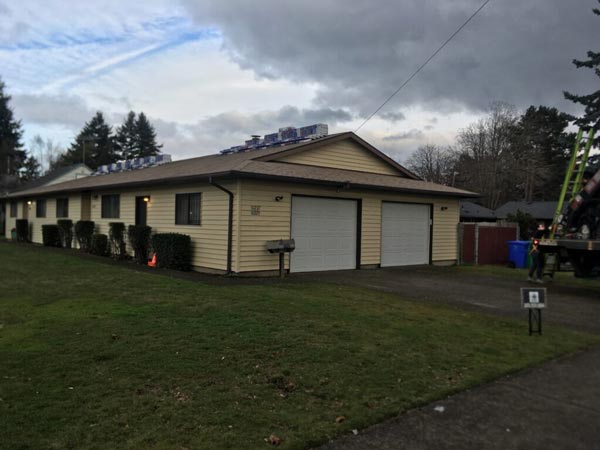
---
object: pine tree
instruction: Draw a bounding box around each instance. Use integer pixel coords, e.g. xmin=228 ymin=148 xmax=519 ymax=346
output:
xmin=20 ymin=154 xmax=41 ymax=182
xmin=564 ymin=1 xmax=600 ymax=147
xmin=114 ymin=111 xmax=138 ymax=160
xmin=58 ymin=111 xmax=116 ymax=170
xmin=135 ymin=112 xmax=162 ymax=158
xmin=0 ymin=78 xmax=25 ymax=185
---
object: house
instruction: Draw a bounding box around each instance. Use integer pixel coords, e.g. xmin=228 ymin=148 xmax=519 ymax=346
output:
xmin=4 ymin=131 xmax=477 ymax=274
xmin=1 ymin=164 xmax=92 ymax=236
xmin=460 ymin=201 xmax=496 ymax=222
xmin=495 ymin=201 xmax=557 ymax=224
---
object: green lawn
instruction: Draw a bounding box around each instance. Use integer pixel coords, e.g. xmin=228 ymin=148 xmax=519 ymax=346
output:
xmin=0 ymin=244 xmax=597 ymax=450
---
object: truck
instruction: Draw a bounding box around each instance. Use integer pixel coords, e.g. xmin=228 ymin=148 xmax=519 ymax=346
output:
xmin=539 ymin=131 xmax=600 ymax=278
xmin=539 ymin=165 xmax=600 ymax=277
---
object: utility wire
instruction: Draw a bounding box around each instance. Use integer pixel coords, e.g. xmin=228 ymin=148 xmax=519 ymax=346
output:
xmin=354 ymin=0 xmax=492 ymax=132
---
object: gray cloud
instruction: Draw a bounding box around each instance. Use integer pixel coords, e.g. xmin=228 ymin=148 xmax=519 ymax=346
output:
xmin=12 ymin=94 xmax=94 ymax=128
xmin=383 ymin=128 xmax=424 ymax=141
xmin=182 ymin=0 xmax=599 ymax=118
xmin=380 ymin=111 xmax=407 ymax=122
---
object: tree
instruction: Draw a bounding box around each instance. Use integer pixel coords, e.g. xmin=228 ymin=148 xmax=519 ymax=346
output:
xmin=510 ymin=106 xmax=574 ymax=201
xmin=57 ymin=112 xmax=116 ymax=170
xmin=564 ymin=1 xmax=600 ymax=147
xmin=20 ymin=154 xmax=41 ymax=182
xmin=405 ymin=144 xmax=455 ymax=185
xmin=453 ymin=102 xmax=519 ymax=209
xmin=135 ymin=112 xmax=162 ymax=158
xmin=114 ymin=111 xmax=138 ymax=160
xmin=0 ymin=77 xmax=25 ymax=187
xmin=30 ymin=135 xmax=64 ymax=174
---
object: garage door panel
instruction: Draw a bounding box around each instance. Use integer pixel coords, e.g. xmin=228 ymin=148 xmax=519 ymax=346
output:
xmin=291 ymin=197 xmax=357 ymax=273
xmin=381 ymin=202 xmax=430 ymax=267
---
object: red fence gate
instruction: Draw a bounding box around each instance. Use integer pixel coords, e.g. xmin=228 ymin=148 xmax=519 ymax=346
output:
xmin=459 ymin=222 xmax=519 ymax=265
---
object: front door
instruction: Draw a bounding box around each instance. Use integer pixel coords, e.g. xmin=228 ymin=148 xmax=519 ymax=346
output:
xmin=135 ymin=196 xmax=147 ymax=226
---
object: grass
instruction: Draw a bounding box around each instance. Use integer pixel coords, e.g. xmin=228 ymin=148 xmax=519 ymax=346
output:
xmin=0 ymin=243 xmax=597 ymax=450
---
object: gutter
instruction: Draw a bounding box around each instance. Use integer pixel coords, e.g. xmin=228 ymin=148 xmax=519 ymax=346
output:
xmin=208 ymin=177 xmax=234 ymax=275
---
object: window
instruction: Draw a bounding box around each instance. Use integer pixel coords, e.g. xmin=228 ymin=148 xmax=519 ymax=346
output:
xmin=56 ymin=198 xmax=69 ymax=218
xmin=36 ymin=199 xmax=46 ymax=218
xmin=101 ymin=194 xmax=120 ymax=219
xmin=10 ymin=201 xmax=17 ymax=218
xmin=175 ymin=193 xmax=201 ymax=225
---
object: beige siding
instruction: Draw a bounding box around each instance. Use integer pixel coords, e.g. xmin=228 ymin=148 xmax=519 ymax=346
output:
xmin=18 ymin=195 xmax=81 ymax=244
xmin=89 ymin=182 xmax=234 ymax=271
xmin=275 ymin=140 xmax=402 ymax=176
xmin=238 ymin=179 xmax=460 ymax=273
xmin=4 ymin=200 xmax=19 ymax=239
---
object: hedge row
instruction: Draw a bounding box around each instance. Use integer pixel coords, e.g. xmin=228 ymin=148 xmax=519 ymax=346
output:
xmin=13 ymin=219 xmax=192 ymax=272
xmin=41 ymin=225 xmax=61 ymax=247
xmin=151 ymin=233 xmax=192 ymax=271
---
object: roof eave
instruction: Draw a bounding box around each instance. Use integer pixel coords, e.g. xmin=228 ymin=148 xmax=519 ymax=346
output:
xmin=232 ymin=171 xmax=480 ymax=198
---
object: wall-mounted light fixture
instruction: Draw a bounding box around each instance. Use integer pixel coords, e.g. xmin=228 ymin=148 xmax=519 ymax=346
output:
xmin=274 ymin=195 xmax=283 ymax=202
xmin=27 ymin=200 xmax=32 ymax=205
xmin=143 ymin=196 xmax=151 ymax=203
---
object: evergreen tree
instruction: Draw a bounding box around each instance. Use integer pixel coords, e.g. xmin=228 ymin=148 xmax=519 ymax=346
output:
xmin=135 ymin=112 xmax=162 ymax=158
xmin=114 ymin=111 xmax=138 ymax=160
xmin=511 ymin=106 xmax=574 ymax=201
xmin=58 ymin=112 xmax=116 ymax=170
xmin=20 ymin=154 xmax=41 ymax=182
xmin=564 ymin=1 xmax=600 ymax=147
xmin=0 ymin=77 xmax=25 ymax=185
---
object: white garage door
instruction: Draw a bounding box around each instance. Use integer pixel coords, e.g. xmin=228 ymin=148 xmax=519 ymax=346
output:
xmin=291 ymin=196 xmax=357 ymax=273
xmin=381 ymin=202 xmax=430 ymax=267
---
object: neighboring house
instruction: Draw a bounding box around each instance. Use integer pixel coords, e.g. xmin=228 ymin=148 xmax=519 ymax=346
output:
xmin=495 ymin=201 xmax=557 ymax=224
xmin=460 ymin=201 xmax=496 ymax=222
xmin=4 ymin=132 xmax=477 ymax=274
xmin=11 ymin=164 xmax=92 ymax=192
xmin=1 ymin=164 xmax=92 ymax=236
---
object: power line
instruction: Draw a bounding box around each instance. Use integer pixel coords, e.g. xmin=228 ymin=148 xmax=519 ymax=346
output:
xmin=354 ymin=0 xmax=493 ymax=132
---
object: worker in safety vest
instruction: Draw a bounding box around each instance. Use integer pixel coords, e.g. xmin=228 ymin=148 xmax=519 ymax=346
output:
xmin=527 ymin=223 xmax=547 ymax=283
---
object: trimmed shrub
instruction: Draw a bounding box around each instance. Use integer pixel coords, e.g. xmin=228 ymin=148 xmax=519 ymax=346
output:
xmin=75 ymin=221 xmax=95 ymax=252
xmin=128 ymin=225 xmax=152 ymax=265
xmin=90 ymin=233 xmax=109 ymax=257
xmin=151 ymin=233 xmax=192 ymax=271
xmin=109 ymin=222 xmax=127 ymax=259
xmin=41 ymin=224 xmax=61 ymax=247
xmin=57 ymin=219 xmax=73 ymax=248
xmin=16 ymin=219 xmax=29 ymax=242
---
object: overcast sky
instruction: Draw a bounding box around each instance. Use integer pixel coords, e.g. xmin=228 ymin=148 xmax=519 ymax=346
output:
xmin=0 ymin=0 xmax=598 ymax=165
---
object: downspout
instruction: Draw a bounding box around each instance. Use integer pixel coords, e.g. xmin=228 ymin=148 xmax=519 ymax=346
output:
xmin=208 ymin=177 xmax=234 ymax=275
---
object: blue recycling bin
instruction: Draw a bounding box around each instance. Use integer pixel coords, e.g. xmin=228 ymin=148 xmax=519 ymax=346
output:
xmin=507 ymin=240 xmax=530 ymax=269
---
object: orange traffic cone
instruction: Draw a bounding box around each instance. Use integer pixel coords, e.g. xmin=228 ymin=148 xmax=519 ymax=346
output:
xmin=148 ymin=253 xmax=157 ymax=267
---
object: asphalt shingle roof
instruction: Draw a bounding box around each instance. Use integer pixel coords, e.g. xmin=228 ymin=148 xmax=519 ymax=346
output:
xmin=495 ymin=201 xmax=557 ymax=220
xmin=460 ymin=201 xmax=496 ymax=219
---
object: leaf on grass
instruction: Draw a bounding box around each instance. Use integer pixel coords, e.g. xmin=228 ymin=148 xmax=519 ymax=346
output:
xmin=335 ymin=416 xmax=345 ymax=424
xmin=265 ymin=434 xmax=282 ymax=446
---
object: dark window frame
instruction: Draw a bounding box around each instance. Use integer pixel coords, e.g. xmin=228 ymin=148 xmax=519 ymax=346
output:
xmin=36 ymin=199 xmax=46 ymax=218
xmin=56 ymin=198 xmax=69 ymax=218
xmin=101 ymin=194 xmax=120 ymax=219
xmin=175 ymin=193 xmax=202 ymax=225
xmin=10 ymin=201 xmax=17 ymax=218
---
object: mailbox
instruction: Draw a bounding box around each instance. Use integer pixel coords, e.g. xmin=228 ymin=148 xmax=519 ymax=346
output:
xmin=266 ymin=239 xmax=296 ymax=254
xmin=265 ymin=239 xmax=295 ymax=277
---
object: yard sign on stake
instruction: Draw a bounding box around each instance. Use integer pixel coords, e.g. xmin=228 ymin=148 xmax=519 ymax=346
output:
xmin=521 ymin=288 xmax=547 ymax=336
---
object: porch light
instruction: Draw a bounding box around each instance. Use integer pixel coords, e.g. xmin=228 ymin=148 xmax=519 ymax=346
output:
xmin=143 ymin=196 xmax=150 ymax=203
xmin=27 ymin=200 xmax=32 ymax=205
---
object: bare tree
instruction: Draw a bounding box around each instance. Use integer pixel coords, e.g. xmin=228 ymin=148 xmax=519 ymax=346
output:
xmin=453 ymin=102 xmax=519 ymax=209
xmin=29 ymin=135 xmax=64 ymax=174
xmin=405 ymin=144 xmax=456 ymax=185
